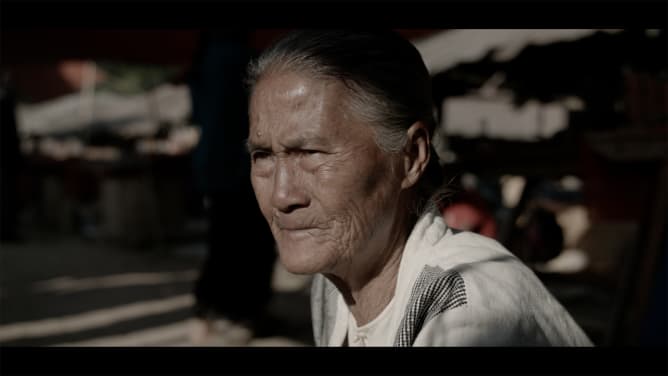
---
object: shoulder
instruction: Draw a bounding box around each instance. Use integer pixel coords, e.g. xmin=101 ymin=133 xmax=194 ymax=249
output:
xmin=394 ymin=258 xmax=540 ymax=346
xmin=404 ymin=225 xmax=592 ymax=346
xmin=405 ymin=255 xmax=553 ymax=346
xmin=404 ymin=214 xmax=534 ymax=313
xmin=418 ymin=227 xmax=532 ymax=300
xmin=408 ymin=211 xmax=519 ymax=267
xmin=426 ymin=230 xmax=551 ymax=319
xmin=401 ymin=219 xmax=559 ymax=346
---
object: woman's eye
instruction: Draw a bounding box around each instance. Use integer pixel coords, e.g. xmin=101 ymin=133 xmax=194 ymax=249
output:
xmin=252 ymin=151 xmax=270 ymax=161
xmin=251 ymin=151 xmax=274 ymax=176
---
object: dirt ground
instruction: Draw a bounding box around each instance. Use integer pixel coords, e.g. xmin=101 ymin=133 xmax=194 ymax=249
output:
xmin=0 ymin=236 xmax=314 ymax=347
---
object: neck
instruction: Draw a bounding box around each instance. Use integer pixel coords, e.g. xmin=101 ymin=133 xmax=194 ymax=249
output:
xmin=325 ymin=212 xmax=416 ymax=326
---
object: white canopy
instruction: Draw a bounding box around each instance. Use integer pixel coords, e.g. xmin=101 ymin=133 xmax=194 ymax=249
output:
xmin=413 ymin=29 xmax=623 ymax=75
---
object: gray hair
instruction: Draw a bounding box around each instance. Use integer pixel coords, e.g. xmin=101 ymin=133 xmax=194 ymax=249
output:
xmin=246 ymin=30 xmax=446 ymax=214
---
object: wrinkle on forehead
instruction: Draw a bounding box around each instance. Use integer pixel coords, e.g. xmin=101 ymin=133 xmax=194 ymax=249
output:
xmin=249 ymin=72 xmax=371 ymax=150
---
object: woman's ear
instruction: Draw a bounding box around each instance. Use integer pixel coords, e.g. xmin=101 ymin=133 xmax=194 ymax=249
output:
xmin=401 ymin=121 xmax=430 ymax=190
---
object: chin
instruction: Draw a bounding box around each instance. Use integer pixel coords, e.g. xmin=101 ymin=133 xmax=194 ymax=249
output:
xmin=276 ymin=240 xmax=333 ymax=275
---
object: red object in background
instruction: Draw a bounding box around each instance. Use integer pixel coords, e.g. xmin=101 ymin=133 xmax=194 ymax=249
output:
xmin=440 ymin=192 xmax=498 ymax=238
xmin=11 ymin=61 xmax=108 ymax=103
xmin=1 ymin=30 xmax=201 ymax=66
xmin=3 ymin=30 xmax=201 ymax=102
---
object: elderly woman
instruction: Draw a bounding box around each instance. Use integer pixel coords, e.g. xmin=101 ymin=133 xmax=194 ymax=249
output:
xmin=245 ymin=30 xmax=592 ymax=346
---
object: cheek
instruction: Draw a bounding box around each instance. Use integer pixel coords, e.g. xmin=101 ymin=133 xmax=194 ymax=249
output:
xmin=315 ymin=151 xmax=396 ymax=204
xmin=314 ymin=155 xmax=367 ymax=195
xmin=313 ymin=159 xmax=395 ymax=235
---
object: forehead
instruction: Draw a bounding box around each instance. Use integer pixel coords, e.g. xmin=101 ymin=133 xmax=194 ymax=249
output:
xmin=249 ymin=71 xmax=371 ymax=144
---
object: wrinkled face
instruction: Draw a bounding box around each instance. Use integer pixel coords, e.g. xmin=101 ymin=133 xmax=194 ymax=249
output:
xmin=248 ymin=71 xmax=404 ymax=276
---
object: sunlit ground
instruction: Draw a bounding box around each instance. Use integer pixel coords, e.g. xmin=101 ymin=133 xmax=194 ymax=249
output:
xmin=0 ymin=237 xmax=313 ymax=346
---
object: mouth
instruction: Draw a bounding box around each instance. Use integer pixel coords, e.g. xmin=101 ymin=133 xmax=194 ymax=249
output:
xmin=276 ymin=226 xmax=320 ymax=239
xmin=279 ymin=226 xmax=316 ymax=233
xmin=279 ymin=225 xmax=315 ymax=231
xmin=273 ymin=216 xmax=320 ymax=231
xmin=272 ymin=213 xmax=324 ymax=238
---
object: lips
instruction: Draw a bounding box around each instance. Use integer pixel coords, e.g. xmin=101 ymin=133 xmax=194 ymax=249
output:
xmin=273 ymin=215 xmax=320 ymax=231
xmin=280 ymin=226 xmax=314 ymax=231
xmin=277 ymin=222 xmax=318 ymax=231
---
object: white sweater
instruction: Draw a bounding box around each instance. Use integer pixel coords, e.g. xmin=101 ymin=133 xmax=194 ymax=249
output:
xmin=310 ymin=211 xmax=593 ymax=346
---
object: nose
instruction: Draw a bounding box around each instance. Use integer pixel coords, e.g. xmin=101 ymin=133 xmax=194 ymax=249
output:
xmin=271 ymin=158 xmax=310 ymax=213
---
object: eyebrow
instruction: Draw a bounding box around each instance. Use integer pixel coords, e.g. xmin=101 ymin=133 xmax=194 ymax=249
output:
xmin=245 ymin=133 xmax=330 ymax=154
xmin=283 ymin=134 xmax=329 ymax=149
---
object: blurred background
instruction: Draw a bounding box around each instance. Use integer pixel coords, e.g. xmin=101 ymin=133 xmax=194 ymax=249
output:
xmin=0 ymin=29 xmax=665 ymax=347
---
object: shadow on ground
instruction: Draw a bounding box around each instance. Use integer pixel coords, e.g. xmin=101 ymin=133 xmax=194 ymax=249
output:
xmin=0 ymin=237 xmax=314 ymax=347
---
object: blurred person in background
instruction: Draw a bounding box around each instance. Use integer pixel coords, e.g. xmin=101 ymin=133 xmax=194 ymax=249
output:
xmin=245 ymin=30 xmax=592 ymax=346
xmin=187 ymin=30 xmax=276 ymax=345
